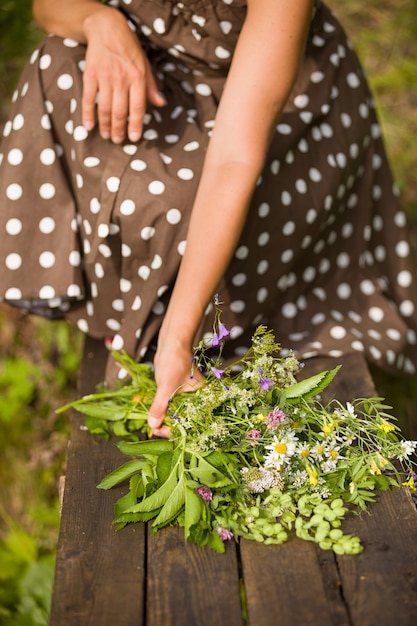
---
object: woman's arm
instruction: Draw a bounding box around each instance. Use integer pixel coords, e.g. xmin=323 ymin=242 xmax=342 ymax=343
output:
xmin=149 ymin=0 xmax=315 ymax=435
xmin=32 ymin=0 xmax=165 ymax=142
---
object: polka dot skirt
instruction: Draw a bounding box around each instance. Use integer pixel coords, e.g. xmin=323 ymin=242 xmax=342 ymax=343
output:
xmin=1 ymin=0 xmax=417 ymax=382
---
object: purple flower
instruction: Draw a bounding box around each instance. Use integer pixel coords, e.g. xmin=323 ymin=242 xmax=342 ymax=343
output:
xmin=212 ymin=367 xmax=225 ymax=379
xmin=259 ymin=377 xmax=274 ymax=392
xmin=246 ymin=429 xmax=262 ymax=446
xmin=212 ymin=323 xmax=231 ymax=347
xmin=196 ymin=486 xmax=213 ymax=502
xmin=266 ymin=407 xmax=286 ymax=430
xmin=217 ymin=527 xmax=234 ymax=542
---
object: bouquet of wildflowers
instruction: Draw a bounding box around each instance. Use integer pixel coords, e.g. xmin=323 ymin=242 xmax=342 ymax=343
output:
xmin=61 ymin=298 xmax=417 ymax=555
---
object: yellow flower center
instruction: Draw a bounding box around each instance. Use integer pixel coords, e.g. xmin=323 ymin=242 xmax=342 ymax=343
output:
xmin=380 ymin=421 xmax=395 ymax=433
xmin=322 ymin=422 xmax=334 ymax=435
xmin=330 ymin=449 xmax=337 ymax=460
xmin=274 ymin=443 xmax=288 ymax=455
xmin=317 ymin=445 xmax=324 ymax=455
xmin=301 ymin=449 xmax=310 ymax=458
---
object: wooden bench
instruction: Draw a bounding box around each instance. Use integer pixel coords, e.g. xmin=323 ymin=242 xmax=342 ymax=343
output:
xmin=49 ymin=336 xmax=417 ymax=626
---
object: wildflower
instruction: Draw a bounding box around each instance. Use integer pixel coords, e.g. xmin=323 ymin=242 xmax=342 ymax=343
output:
xmin=254 ymin=413 xmax=266 ymax=423
xmin=264 ymin=431 xmax=298 ymax=470
xmin=311 ymin=441 xmax=326 ymax=461
xmin=257 ymin=368 xmax=274 ymax=392
xmin=212 ymin=323 xmax=231 ymax=347
xmin=217 ymin=527 xmax=234 ymax=542
xmin=246 ymin=429 xmax=262 ymax=446
xmin=211 ymin=367 xmax=225 ymax=379
xmin=321 ymin=421 xmax=335 ymax=437
xmin=369 ymin=462 xmax=382 ymax=475
xmin=398 ymin=440 xmax=417 ymax=458
xmin=298 ymin=445 xmax=311 ymax=460
xmin=307 ymin=466 xmax=318 ymax=486
xmin=402 ymin=477 xmax=416 ymax=493
xmin=380 ymin=420 xmax=395 ymax=433
xmin=266 ymin=407 xmax=286 ymax=430
xmin=196 ymin=486 xmax=213 ymax=502
xmin=346 ymin=402 xmax=356 ymax=418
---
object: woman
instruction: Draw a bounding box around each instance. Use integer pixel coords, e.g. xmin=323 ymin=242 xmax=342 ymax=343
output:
xmin=1 ymin=0 xmax=416 ymax=437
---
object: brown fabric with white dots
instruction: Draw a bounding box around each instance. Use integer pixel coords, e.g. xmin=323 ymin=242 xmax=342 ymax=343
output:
xmin=1 ymin=0 xmax=417 ymax=383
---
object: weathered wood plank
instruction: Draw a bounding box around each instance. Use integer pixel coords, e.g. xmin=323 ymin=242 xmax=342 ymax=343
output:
xmin=146 ymin=527 xmax=244 ymax=626
xmin=50 ymin=337 xmax=146 ymax=626
xmin=337 ymin=486 xmax=417 ymax=626
xmin=240 ymin=537 xmax=350 ymax=626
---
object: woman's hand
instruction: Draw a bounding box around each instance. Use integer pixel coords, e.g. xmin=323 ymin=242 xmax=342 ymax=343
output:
xmin=82 ymin=9 xmax=166 ymax=143
xmin=148 ymin=338 xmax=204 ymax=438
xmin=32 ymin=1 xmax=166 ymax=142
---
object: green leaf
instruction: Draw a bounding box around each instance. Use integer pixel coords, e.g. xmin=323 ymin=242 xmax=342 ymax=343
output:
xmin=124 ymin=465 xmax=179 ymax=514
xmin=71 ymin=403 xmax=130 ymax=421
xmin=152 ymin=474 xmax=186 ymax=529
xmin=117 ymin=439 xmax=173 ymax=456
xmin=189 ymin=455 xmax=234 ymax=487
xmin=97 ymin=459 xmax=146 ymax=490
xmin=184 ymin=486 xmax=204 ymax=540
xmin=283 ymin=366 xmax=341 ymax=401
xmin=157 ymin=451 xmax=175 ymax=484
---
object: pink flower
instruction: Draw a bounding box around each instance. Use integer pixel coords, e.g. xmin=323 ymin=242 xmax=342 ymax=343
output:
xmin=217 ymin=527 xmax=234 ymax=542
xmin=266 ymin=407 xmax=286 ymax=430
xmin=246 ymin=429 xmax=262 ymax=446
xmin=196 ymin=486 xmax=213 ymax=502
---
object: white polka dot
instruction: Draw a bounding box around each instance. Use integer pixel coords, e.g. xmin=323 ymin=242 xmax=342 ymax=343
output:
xmin=303 ymin=267 xmax=316 ymax=282
xmin=57 ymin=73 xmax=74 ymax=90
xmin=395 ymin=241 xmax=410 ymax=258
xmin=294 ymin=94 xmax=309 ymax=108
xmin=120 ymin=279 xmax=132 ymax=293
xmin=90 ymin=198 xmax=101 ymax=214
xmin=5 ymin=287 xmax=22 ymax=299
xmin=106 ymin=176 xmax=121 ymax=192
xmin=6 ymin=183 xmax=23 ymax=200
xmin=153 ymin=300 xmax=165 ymax=315
xmin=138 ymin=266 xmax=151 ymax=280
xmin=397 ymin=270 xmax=412 ymax=288
xmin=337 ymin=283 xmax=351 ymax=299
xmin=67 ymin=284 xmax=81 ymax=298
xmin=394 ymin=211 xmax=406 ymax=228
xmin=276 ymin=123 xmax=292 ymax=135
xmin=196 ymin=83 xmax=212 ymax=96
xmin=73 ymin=125 xmax=88 ymax=141
xmin=360 ymin=279 xmax=375 ymax=295
xmin=257 ymin=260 xmax=269 ymax=275
xmin=39 ymin=285 xmax=55 ymax=299
xmin=215 ymin=45 xmax=230 ymax=59
xmin=177 ymin=240 xmax=187 ymax=255
xmin=311 ymin=71 xmax=325 ymax=83
xmin=336 ymin=252 xmax=350 ymax=268
xmin=7 ymin=148 xmax=23 ymax=165
xmin=39 ymin=251 xmax=55 ymax=268
xmin=177 ymin=168 xmax=194 ymax=180
xmin=257 ymin=232 xmax=270 ymax=247
xmin=258 ymin=203 xmax=270 ymax=217
xmin=295 ymin=179 xmax=307 ymax=194
xmin=257 ymin=288 xmax=268 ymax=303
xmin=130 ymin=159 xmax=147 ymax=172
xmin=5 ymin=253 xmax=22 ymax=270
xmin=12 ymin=114 xmax=25 ymax=130
xmin=132 ymin=295 xmax=142 ymax=311
xmin=347 ymin=73 xmax=360 ymax=88
xmin=151 ymin=254 xmax=162 ymax=270
xmin=141 ymin=226 xmax=155 ymax=240
xmin=98 ymin=244 xmax=112 ymax=258
xmin=232 ymin=273 xmax=246 ymax=286
xmin=399 ymin=300 xmax=414 ymax=317
xmin=112 ymin=335 xmax=124 ymax=350
xmin=75 ymin=319 xmax=88 ymax=333
xmin=235 ymin=245 xmax=249 ymax=260
xmin=84 ymin=156 xmax=100 ymax=167
xmin=282 ymin=303 xmax=297 ymax=319
xmin=282 ymin=221 xmax=295 ymax=236
xmin=119 ymin=199 xmax=136 ymax=216
xmin=330 ymin=326 xmax=346 ymax=340
xmin=230 ymin=300 xmax=245 ymax=313
xmin=6 ymin=218 xmax=23 ymax=235
xmin=166 ymin=208 xmax=181 ymax=224
xmin=281 ymin=249 xmax=294 ymax=264
xmin=98 ymin=224 xmax=109 ymax=238
xmin=368 ymin=306 xmax=384 ymax=323
xmin=39 ymin=148 xmax=56 ymax=166
xmin=220 ymin=20 xmax=232 ymax=34
xmin=148 ymin=180 xmax=165 ymax=195
xmin=153 ymin=17 xmax=166 ymax=34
